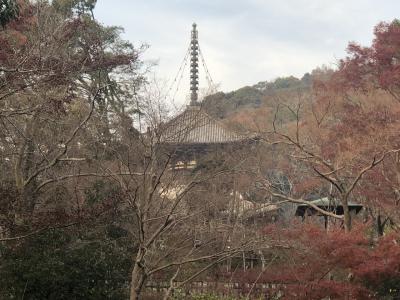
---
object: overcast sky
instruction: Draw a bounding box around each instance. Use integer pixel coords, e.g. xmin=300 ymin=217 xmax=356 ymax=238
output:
xmin=94 ymin=0 xmax=400 ymax=103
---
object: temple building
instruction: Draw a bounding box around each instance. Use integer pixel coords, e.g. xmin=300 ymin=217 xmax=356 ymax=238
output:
xmin=160 ymin=23 xmax=248 ymax=171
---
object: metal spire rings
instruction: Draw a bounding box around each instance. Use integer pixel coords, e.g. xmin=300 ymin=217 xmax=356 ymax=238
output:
xmin=190 ymin=23 xmax=199 ymax=105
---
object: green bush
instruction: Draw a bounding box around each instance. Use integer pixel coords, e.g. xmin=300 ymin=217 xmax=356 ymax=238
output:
xmin=0 ymin=228 xmax=132 ymax=299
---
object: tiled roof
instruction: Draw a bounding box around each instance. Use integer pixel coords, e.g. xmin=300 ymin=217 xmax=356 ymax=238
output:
xmin=161 ymin=106 xmax=244 ymax=144
xmin=296 ymin=197 xmax=362 ymax=208
xmin=295 ymin=197 xmax=363 ymax=217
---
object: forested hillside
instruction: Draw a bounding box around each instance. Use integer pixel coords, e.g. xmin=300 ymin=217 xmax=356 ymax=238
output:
xmin=203 ymin=73 xmax=312 ymax=119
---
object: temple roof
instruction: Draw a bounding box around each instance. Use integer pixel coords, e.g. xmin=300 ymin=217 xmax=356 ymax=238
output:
xmin=295 ymin=197 xmax=363 ymax=217
xmin=161 ymin=106 xmax=244 ymax=144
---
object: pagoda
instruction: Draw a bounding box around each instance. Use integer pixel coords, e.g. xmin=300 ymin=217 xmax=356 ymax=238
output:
xmin=160 ymin=23 xmax=247 ymax=170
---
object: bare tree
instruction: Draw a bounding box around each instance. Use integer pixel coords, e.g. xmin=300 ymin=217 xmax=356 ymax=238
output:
xmin=111 ymin=98 xmax=261 ymax=299
xmin=252 ymin=91 xmax=400 ymax=232
xmin=0 ymin=1 xmax=143 ymax=239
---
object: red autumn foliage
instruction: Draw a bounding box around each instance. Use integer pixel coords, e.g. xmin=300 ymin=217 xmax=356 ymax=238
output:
xmin=334 ymin=20 xmax=400 ymax=98
xmin=226 ymin=223 xmax=400 ymax=299
xmin=354 ymin=233 xmax=400 ymax=285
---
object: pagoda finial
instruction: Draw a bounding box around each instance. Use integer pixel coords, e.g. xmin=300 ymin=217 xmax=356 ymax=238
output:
xmin=190 ymin=23 xmax=199 ymax=106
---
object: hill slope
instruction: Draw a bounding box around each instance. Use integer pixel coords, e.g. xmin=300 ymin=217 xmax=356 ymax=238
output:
xmin=202 ymin=73 xmax=312 ymax=120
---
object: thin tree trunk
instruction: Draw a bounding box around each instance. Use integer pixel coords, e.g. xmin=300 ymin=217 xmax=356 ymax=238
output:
xmin=258 ymin=250 xmax=265 ymax=271
xmin=162 ymin=266 xmax=181 ymax=300
xmin=342 ymin=197 xmax=351 ymax=232
xmin=130 ymin=249 xmax=147 ymax=300
xmin=242 ymin=251 xmax=246 ymax=271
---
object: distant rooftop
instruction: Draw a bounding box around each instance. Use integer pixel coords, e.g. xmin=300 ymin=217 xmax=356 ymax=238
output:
xmin=161 ymin=106 xmax=244 ymax=145
xmin=295 ymin=197 xmax=363 ymax=217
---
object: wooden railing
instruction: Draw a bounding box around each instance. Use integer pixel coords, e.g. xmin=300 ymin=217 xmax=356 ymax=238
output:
xmin=143 ymin=281 xmax=282 ymax=298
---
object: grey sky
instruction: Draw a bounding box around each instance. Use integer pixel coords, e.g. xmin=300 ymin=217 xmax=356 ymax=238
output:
xmin=94 ymin=0 xmax=400 ymax=103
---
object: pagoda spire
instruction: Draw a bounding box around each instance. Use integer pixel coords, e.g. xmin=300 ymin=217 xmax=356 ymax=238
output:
xmin=190 ymin=23 xmax=199 ymax=106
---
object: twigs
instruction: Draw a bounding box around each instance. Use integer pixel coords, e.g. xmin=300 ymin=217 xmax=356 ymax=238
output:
xmin=23 ymin=85 xmax=109 ymax=189
xmin=0 ymin=222 xmax=78 ymax=242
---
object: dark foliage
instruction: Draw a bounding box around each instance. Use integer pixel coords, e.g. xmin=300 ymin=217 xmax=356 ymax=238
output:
xmin=0 ymin=228 xmax=133 ymax=299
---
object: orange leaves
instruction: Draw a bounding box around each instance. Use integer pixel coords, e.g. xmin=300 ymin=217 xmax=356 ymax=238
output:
xmin=225 ymin=106 xmax=272 ymax=132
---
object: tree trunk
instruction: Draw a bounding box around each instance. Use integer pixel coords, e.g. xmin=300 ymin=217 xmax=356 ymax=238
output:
xmin=130 ymin=249 xmax=147 ymax=300
xmin=242 ymin=251 xmax=246 ymax=271
xmin=342 ymin=197 xmax=351 ymax=232
xmin=15 ymin=115 xmax=39 ymax=218
xmin=376 ymin=214 xmax=387 ymax=236
xmin=258 ymin=250 xmax=266 ymax=271
xmin=162 ymin=267 xmax=181 ymax=300
xmin=15 ymin=139 xmax=38 ymax=226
